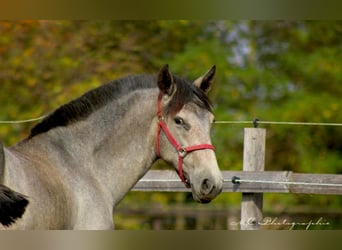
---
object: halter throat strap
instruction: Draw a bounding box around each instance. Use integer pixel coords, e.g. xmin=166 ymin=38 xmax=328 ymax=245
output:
xmin=156 ymin=92 xmax=215 ymax=187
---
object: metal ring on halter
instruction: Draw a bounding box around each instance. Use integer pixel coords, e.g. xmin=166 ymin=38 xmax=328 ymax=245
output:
xmin=178 ymin=147 xmax=187 ymax=157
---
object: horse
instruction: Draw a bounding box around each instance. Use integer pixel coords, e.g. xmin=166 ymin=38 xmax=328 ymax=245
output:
xmin=0 ymin=65 xmax=223 ymax=229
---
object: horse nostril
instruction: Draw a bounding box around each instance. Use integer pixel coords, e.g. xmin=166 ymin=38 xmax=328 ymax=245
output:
xmin=201 ymin=178 xmax=214 ymax=195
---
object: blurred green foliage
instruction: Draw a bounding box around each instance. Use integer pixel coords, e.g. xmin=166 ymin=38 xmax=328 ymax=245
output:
xmin=1 ymin=21 xmax=341 ymax=229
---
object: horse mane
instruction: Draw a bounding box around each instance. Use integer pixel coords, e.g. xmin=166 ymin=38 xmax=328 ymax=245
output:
xmin=164 ymin=76 xmax=212 ymax=116
xmin=28 ymin=73 xmax=212 ymax=139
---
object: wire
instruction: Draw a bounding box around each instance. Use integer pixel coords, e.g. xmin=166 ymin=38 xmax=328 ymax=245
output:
xmin=214 ymin=120 xmax=342 ymax=127
xmin=2 ymin=115 xmax=342 ymax=127
xmin=0 ymin=115 xmax=46 ymax=124
xmin=231 ymin=177 xmax=342 ymax=187
xmin=1 ymin=115 xmax=342 ymax=130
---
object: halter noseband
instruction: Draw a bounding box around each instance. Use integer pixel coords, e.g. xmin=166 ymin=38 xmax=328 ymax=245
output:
xmin=156 ymin=92 xmax=215 ymax=188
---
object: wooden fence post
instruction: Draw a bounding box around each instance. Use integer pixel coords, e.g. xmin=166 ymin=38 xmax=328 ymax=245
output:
xmin=240 ymin=128 xmax=266 ymax=230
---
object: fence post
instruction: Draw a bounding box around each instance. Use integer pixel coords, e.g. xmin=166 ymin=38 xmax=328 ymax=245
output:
xmin=240 ymin=128 xmax=266 ymax=230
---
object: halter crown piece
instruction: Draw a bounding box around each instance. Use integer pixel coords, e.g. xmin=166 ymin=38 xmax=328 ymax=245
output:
xmin=156 ymin=92 xmax=215 ymax=188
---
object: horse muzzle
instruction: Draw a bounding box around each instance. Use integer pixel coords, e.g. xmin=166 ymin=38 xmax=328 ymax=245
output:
xmin=190 ymin=175 xmax=223 ymax=203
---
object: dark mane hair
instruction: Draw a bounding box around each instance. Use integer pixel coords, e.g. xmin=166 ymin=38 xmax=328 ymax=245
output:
xmin=165 ymin=75 xmax=212 ymax=116
xmin=28 ymin=73 xmax=212 ymax=139
xmin=28 ymin=75 xmax=155 ymax=139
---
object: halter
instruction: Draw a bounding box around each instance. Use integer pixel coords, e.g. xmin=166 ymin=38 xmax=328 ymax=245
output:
xmin=156 ymin=92 xmax=215 ymax=188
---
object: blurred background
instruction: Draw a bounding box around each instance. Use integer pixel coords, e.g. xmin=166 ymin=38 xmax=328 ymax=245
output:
xmin=0 ymin=20 xmax=341 ymax=229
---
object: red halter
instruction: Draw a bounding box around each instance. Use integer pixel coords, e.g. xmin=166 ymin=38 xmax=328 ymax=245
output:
xmin=156 ymin=92 xmax=215 ymax=188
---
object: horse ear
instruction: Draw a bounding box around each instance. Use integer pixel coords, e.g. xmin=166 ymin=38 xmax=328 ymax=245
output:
xmin=193 ymin=65 xmax=216 ymax=94
xmin=157 ymin=64 xmax=175 ymax=96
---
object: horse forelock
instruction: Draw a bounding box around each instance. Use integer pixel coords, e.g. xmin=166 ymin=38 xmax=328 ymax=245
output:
xmin=165 ymin=75 xmax=212 ymax=116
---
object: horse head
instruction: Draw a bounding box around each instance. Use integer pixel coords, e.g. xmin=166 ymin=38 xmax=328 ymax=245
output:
xmin=156 ymin=65 xmax=223 ymax=203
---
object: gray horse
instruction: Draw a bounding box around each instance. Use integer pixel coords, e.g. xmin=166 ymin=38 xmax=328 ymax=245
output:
xmin=0 ymin=65 xmax=223 ymax=229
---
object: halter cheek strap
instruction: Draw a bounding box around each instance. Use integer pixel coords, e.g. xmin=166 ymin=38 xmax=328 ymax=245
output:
xmin=156 ymin=92 xmax=215 ymax=187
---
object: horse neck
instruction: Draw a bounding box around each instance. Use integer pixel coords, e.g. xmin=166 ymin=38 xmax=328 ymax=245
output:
xmin=90 ymin=88 xmax=160 ymax=203
xmin=19 ymin=88 xmax=160 ymax=205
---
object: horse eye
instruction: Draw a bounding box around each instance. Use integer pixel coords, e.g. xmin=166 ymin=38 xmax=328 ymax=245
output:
xmin=174 ymin=117 xmax=184 ymax=125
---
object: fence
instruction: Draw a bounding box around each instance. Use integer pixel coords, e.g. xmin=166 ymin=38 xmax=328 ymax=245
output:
xmin=133 ymin=127 xmax=342 ymax=230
